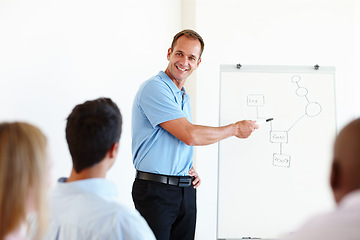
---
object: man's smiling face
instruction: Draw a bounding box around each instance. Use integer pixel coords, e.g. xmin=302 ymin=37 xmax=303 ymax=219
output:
xmin=165 ymin=35 xmax=201 ymax=88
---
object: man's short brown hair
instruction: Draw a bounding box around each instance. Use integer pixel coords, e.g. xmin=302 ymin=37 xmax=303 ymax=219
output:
xmin=171 ymin=29 xmax=205 ymax=58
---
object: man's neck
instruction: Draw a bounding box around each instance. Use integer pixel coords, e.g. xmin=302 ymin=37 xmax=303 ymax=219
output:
xmin=66 ymin=165 xmax=107 ymax=182
xmin=164 ymin=68 xmax=185 ymax=90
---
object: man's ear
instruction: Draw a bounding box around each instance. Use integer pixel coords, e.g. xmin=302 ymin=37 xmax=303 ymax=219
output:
xmin=109 ymin=142 xmax=119 ymax=159
xmin=330 ymin=161 xmax=340 ymax=190
xmin=167 ymin=48 xmax=172 ymax=60
xmin=330 ymin=161 xmax=339 ymax=191
xmin=196 ymin=57 xmax=201 ymax=68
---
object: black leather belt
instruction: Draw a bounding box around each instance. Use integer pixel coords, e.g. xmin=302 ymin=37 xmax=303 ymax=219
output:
xmin=136 ymin=171 xmax=194 ymax=187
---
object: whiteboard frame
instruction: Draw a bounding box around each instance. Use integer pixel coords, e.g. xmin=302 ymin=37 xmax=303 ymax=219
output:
xmin=216 ymin=64 xmax=337 ymax=240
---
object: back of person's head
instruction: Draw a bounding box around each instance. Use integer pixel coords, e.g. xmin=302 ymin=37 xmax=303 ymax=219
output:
xmin=331 ymin=118 xmax=360 ymax=203
xmin=66 ymin=97 xmax=122 ymax=173
xmin=171 ymin=29 xmax=205 ymax=58
xmin=0 ymin=122 xmax=48 ymax=240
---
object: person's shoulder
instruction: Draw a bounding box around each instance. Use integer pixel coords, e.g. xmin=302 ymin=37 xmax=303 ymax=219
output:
xmin=101 ymin=200 xmax=144 ymax=223
xmin=280 ymin=211 xmax=343 ymax=240
xmin=137 ymin=73 xmax=173 ymax=103
xmin=302 ymin=209 xmax=346 ymax=229
xmin=141 ymin=72 xmax=169 ymax=91
xmin=107 ymin=200 xmax=142 ymax=218
xmin=48 ymin=179 xmax=68 ymax=200
xmin=107 ymin=203 xmax=156 ymax=239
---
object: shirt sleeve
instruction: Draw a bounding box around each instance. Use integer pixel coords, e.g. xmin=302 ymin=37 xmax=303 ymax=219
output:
xmin=139 ymin=79 xmax=186 ymax=128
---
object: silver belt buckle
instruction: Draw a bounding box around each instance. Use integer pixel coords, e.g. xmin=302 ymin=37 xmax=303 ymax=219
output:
xmin=178 ymin=177 xmax=192 ymax=187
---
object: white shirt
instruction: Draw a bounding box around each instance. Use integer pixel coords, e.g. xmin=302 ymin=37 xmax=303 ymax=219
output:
xmin=44 ymin=178 xmax=155 ymax=240
xmin=281 ymin=190 xmax=360 ymax=240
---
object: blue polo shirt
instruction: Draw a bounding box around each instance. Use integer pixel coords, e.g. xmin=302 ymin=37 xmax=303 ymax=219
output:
xmin=131 ymin=71 xmax=193 ymax=176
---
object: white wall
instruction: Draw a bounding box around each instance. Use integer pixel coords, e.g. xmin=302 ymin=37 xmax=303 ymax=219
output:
xmin=1 ymin=1 xmax=359 ymax=239
xmin=193 ymin=0 xmax=357 ymax=239
xmin=0 ymin=0 xmax=182 ymax=206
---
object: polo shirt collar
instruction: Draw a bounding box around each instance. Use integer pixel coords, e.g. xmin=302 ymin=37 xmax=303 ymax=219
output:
xmin=56 ymin=177 xmax=119 ymax=199
xmin=158 ymin=71 xmax=187 ymax=94
xmin=339 ymin=189 xmax=360 ymax=209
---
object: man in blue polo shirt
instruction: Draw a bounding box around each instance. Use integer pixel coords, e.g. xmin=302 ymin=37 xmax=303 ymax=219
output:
xmin=131 ymin=29 xmax=258 ymax=240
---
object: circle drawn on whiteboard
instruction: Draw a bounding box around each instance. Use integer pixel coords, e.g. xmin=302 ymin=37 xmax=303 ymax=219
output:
xmin=246 ymin=74 xmax=323 ymax=168
xmin=296 ymin=87 xmax=308 ymax=97
xmin=306 ymin=102 xmax=322 ymax=117
xmin=291 ymin=75 xmax=301 ymax=83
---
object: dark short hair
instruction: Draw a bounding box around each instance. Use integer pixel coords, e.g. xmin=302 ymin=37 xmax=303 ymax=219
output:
xmin=171 ymin=29 xmax=205 ymax=58
xmin=65 ymin=98 xmax=122 ymax=173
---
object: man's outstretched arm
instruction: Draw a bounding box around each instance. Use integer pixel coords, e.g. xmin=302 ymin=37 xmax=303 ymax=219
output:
xmin=160 ymin=117 xmax=258 ymax=146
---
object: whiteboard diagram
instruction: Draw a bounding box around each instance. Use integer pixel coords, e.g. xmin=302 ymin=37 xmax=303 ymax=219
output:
xmin=246 ymin=75 xmax=323 ymax=168
xmin=217 ymin=65 xmax=337 ymax=239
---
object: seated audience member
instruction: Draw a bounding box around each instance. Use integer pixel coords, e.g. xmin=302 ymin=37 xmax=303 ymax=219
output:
xmin=0 ymin=122 xmax=50 ymax=240
xmin=282 ymin=118 xmax=360 ymax=240
xmin=44 ymin=98 xmax=155 ymax=240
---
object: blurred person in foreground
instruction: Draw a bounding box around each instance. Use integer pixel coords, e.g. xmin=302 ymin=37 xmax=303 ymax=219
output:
xmin=0 ymin=122 xmax=50 ymax=240
xmin=281 ymin=118 xmax=360 ymax=240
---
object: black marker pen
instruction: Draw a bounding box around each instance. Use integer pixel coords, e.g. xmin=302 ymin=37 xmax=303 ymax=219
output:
xmin=256 ymin=118 xmax=274 ymax=126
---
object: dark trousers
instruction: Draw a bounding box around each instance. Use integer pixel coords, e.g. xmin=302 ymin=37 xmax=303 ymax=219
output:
xmin=132 ymin=178 xmax=197 ymax=240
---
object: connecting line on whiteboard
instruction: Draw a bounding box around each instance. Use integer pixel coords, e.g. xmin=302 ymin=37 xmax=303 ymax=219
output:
xmin=256 ymin=106 xmax=264 ymax=119
xmin=287 ymin=114 xmax=306 ymax=132
xmin=256 ymin=106 xmax=268 ymax=120
xmin=294 ymin=79 xmax=310 ymax=103
xmin=245 ymin=74 xmax=322 ymax=168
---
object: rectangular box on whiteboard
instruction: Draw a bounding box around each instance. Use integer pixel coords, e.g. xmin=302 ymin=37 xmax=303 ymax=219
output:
xmin=247 ymin=94 xmax=265 ymax=106
xmin=217 ymin=65 xmax=337 ymax=239
xmin=270 ymin=131 xmax=288 ymax=143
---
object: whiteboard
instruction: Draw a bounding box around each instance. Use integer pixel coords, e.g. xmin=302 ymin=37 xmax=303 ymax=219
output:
xmin=217 ymin=65 xmax=337 ymax=239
